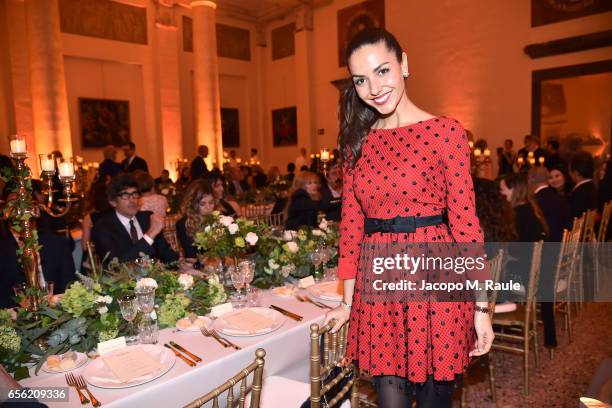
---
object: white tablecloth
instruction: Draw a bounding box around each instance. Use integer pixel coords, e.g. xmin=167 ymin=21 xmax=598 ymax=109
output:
xmin=20 ymin=290 xmax=335 ymax=407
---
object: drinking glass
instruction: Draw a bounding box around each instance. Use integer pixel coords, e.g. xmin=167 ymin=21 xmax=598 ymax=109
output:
xmin=135 ymin=286 xmax=155 ymax=314
xmin=118 ymin=294 xmax=139 ymax=344
xmin=138 ymin=320 xmax=159 ymax=344
xmin=238 ymin=260 xmax=255 ymax=306
xmin=230 ymin=265 xmax=246 ymax=308
xmin=310 ymin=248 xmax=324 ymax=281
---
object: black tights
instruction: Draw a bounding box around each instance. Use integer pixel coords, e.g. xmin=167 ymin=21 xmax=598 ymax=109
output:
xmin=373 ymin=375 xmax=455 ymax=408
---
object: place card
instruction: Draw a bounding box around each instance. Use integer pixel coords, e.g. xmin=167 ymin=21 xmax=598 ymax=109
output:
xmin=210 ymin=302 xmax=233 ymax=318
xmin=102 ymin=347 xmax=162 ymax=383
xmin=298 ymin=275 xmax=316 ymax=288
xmin=98 ymin=336 xmax=126 ymax=356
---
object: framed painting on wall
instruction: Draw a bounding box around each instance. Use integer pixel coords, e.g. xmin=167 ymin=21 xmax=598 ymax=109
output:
xmin=337 ymin=0 xmax=385 ymax=67
xmin=79 ymin=98 xmax=130 ymax=148
xmin=272 ymin=107 xmax=297 ymax=147
xmin=221 ymin=108 xmax=240 ymax=148
xmin=531 ymin=0 xmax=612 ymax=27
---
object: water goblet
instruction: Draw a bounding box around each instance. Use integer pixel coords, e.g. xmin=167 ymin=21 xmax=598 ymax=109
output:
xmin=310 ymin=248 xmax=324 ymax=281
xmin=118 ymin=293 xmax=139 ymax=344
xmin=230 ymin=265 xmax=246 ymax=308
xmin=238 ymin=260 xmax=255 ymax=306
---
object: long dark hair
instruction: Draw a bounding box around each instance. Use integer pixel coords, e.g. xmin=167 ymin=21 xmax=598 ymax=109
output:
xmin=338 ymin=27 xmax=404 ymax=168
xmin=502 ymin=172 xmax=549 ymax=238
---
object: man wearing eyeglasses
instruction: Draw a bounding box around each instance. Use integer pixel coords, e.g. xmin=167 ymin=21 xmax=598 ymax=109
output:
xmin=92 ymin=174 xmax=178 ymax=265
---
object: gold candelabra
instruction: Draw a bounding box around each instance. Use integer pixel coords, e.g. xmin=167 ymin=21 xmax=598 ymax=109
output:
xmin=3 ymin=134 xmax=77 ymax=313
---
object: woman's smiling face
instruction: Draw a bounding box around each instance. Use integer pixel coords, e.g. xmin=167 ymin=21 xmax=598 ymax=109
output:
xmin=348 ymin=41 xmax=407 ymax=116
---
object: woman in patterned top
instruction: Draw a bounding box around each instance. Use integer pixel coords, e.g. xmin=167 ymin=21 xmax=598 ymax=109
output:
xmin=323 ymin=28 xmax=494 ymax=407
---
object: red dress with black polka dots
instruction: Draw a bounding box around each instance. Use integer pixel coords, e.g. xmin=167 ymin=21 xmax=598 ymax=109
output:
xmin=338 ymin=117 xmax=484 ymax=383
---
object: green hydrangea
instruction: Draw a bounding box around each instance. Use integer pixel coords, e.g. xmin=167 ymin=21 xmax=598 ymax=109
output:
xmin=158 ymin=294 xmax=190 ymax=327
xmin=0 ymin=310 xmax=13 ymax=327
xmin=98 ymin=328 xmax=119 ymax=342
xmin=60 ymin=282 xmax=97 ymax=317
xmin=0 ymin=326 xmax=21 ymax=354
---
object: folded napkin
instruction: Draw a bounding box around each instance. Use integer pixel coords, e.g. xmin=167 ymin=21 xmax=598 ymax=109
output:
xmin=221 ymin=309 xmax=274 ymax=334
xmin=315 ymin=281 xmax=343 ymax=298
xmin=102 ymin=347 xmax=162 ymax=383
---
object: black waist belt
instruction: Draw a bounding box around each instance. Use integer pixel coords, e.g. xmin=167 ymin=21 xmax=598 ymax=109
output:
xmin=364 ymin=213 xmax=447 ymax=234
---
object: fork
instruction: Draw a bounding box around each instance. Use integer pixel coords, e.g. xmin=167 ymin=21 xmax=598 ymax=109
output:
xmin=76 ymin=375 xmax=101 ymax=407
xmin=201 ymin=327 xmax=229 ymax=348
xmin=211 ymin=328 xmax=241 ymax=350
xmin=65 ymin=373 xmax=89 ymax=405
xmin=298 ymin=294 xmax=332 ymax=309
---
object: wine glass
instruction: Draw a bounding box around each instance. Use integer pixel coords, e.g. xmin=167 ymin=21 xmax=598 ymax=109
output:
xmin=230 ymin=265 xmax=246 ymax=308
xmin=238 ymin=260 xmax=255 ymax=306
xmin=135 ymin=286 xmax=155 ymax=314
xmin=118 ymin=293 xmax=139 ymax=344
xmin=310 ymin=248 xmax=324 ymax=281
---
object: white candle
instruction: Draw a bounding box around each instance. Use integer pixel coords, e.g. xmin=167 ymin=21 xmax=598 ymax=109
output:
xmin=10 ymin=139 xmax=26 ymax=154
xmin=58 ymin=162 xmax=74 ymax=178
xmin=538 ymin=156 xmax=545 ymax=164
xmin=527 ymin=151 xmax=534 ymax=158
xmin=76 ymin=156 xmax=84 ymax=164
xmin=320 ymin=149 xmax=330 ymax=161
xmin=483 ymin=148 xmax=491 ymax=157
xmin=93 ymin=162 xmax=99 ymax=169
xmin=236 ymin=158 xmax=242 ymax=164
xmin=517 ymin=156 xmax=524 ymax=164
xmin=474 ymin=148 xmax=482 ymax=157
xmin=41 ymin=156 xmax=55 ymax=172
xmin=82 ymin=164 xmax=89 ymax=171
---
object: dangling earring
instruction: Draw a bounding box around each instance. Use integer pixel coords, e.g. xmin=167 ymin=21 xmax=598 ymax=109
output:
xmin=403 ymin=71 xmax=409 ymax=78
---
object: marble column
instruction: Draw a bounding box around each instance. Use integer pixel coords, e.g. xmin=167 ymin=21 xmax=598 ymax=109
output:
xmin=191 ymin=0 xmax=222 ymax=169
xmin=24 ymin=0 xmax=72 ymax=161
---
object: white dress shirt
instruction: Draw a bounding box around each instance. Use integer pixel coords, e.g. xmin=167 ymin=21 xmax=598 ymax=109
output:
xmin=115 ymin=211 xmax=154 ymax=246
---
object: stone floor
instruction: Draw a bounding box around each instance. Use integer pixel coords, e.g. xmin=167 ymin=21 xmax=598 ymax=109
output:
xmin=355 ymin=302 xmax=612 ymax=407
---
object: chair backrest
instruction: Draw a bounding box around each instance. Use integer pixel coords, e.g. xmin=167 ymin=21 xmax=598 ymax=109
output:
xmin=597 ymin=200 xmax=612 ymax=243
xmin=242 ymin=205 xmax=269 ymax=219
xmin=183 ymin=348 xmax=266 ymax=408
xmin=487 ymin=249 xmax=505 ymax=315
xmin=163 ymin=214 xmax=183 ymax=257
xmin=522 ymin=240 xmax=544 ymax=322
xmin=552 ymin=229 xmax=571 ymax=304
xmin=254 ymin=212 xmax=285 ymax=228
xmin=309 ymin=320 xmax=357 ymax=408
xmin=582 ymin=209 xmax=597 ymax=243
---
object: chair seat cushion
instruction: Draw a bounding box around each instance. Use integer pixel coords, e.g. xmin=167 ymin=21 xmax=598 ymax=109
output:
xmin=252 ymin=375 xmax=350 ymax=408
xmin=494 ymin=302 xmax=517 ymax=313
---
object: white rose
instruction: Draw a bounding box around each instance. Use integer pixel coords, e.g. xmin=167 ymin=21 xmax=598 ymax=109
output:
xmin=286 ymin=241 xmax=298 ymax=253
xmin=204 ymin=225 xmax=211 ymax=233
xmin=97 ymin=306 xmax=108 ymax=315
xmin=178 ymin=274 xmax=194 ymax=290
xmin=228 ymin=223 xmax=239 ymax=235
xmin=220 ymin=215 xmax=234 ymax=227
xmin=312 ymin=229 xmax=324 ymax=236
xmin=136 ymin=278 xmax=158 ymax=289
xmin=95 ymin=295 xmax=112 ymax=304
xmin=245 ymin=232 xmax=258 ymax=246
xmin=283 ymin=230 xmax=297 ymax=241
xmin=268 ymin=259 xmax=280 ymax=270
xmin=319 ymin=219 xmax=329 ymax=230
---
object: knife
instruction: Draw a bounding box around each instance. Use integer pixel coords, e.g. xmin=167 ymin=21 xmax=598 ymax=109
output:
xmin=269 ymin=305 xmax=303 ymax=321
xmin=169 ymin=341 xmax=202 ymax=362
xmin=164 ymin=343 xmax=196 ymax=366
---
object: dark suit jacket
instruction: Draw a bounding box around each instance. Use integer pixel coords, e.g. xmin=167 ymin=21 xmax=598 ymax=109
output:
xmin=535 ymin=186 xmax=572 ymax=242
xmin=320 ymin=183 xmax=342 ymax=222
xmin=190 ymin=156 xmax=209 ymax=180
xmin=121 ymin=156 xmax=149 ymax=173
xmin=285 ymin=189 xmax=320 ymax=230
xmin=568 ymin=180 xmax=597 ymax=219
xmin=0 ymin=231 xmax=76 ymax=308
xmin=91 ymin=211 xmax=178 ymax=265
xmin=175 ymin=217 xmax=197 ymax=259
xmin=99 ymin=159 xmax=123 ymax=178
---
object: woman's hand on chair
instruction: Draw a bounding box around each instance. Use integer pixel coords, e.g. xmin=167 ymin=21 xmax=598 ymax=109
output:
xmin=323 ymin=305 xmax=350 ymax=333
xmin=469 ymin=312 xmax=494 ymax=357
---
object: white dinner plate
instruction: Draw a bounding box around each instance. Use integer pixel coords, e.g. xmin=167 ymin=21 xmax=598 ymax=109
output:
xmin=82 ymin=345 xmax=175 ymax=389
xmin=41 ymin=352 xmax=88 ymax=373
xmin=307 ymin=280 xmax=343 ymax=302
xmin=212 ymin=307 xmax=284 ymax=337
xmin=175 ymin=316 xmax=211 ymax=332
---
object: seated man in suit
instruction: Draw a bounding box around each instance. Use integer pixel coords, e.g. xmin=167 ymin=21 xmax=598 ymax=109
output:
xmin=568 ymin=151 xmax=597 ymax=219
xmin=0 ymin=220 xmax=76 ymax=309
xmin=319 ymin=162 xmax=342 ymax=222
xmin=121 ymin=141 xmax=149 ymax=173
xmin=92 ymin=173 xmax=178 ymax=265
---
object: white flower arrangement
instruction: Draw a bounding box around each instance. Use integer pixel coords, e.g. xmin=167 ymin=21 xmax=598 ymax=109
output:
xmin=219 ymin=215 xmax=234 ymax=227
xmin=280 ymin=264 xmax=295 ymax=277
xmin=319 ymin=219 xmax=329 ymax=231
xmin=178 ymin=274 xmax=195 ymax=290
xmin=136 ymin=278 xmax=158 ymax=289
xmin=95 ymin=295 xmax=113 ymax=304
xmin=311 ymin=229 xmax=325 ymax=237
xmin=245 ymin=232 xmax=259 ymax=245
xmin=283 ymin=230 xmax=298 ymax=241
xmin=285 ymin=241 xmax=299 ymax=253
xmin=228 ymin=223 xmax=239 ymax=235
xmin=97 ymin=306 xmax=108 ymax=315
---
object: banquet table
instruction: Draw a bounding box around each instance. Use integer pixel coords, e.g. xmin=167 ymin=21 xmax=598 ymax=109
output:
xmin=19 ymin=289 xmax=334 ymax=407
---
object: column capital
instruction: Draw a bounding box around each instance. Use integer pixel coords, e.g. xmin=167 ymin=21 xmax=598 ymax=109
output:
xmin=190 ymin=0 xmax=216 ymax=9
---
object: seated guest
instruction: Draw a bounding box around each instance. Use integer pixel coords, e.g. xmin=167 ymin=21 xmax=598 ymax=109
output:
xmin=568 ymin=151 xmax=597 ymax=218
xmin=473 ymin=177 xmax=517 ymax=243
xmin=30 ymin=179 xmax=69 ymax=235
xmin=284 ymin=162 xmax=296 ymax=184
xmin=228 ymin=166 xmax=245 ymax=196
xmin=320 ymin=162 xmax=342 ymax=222
xmin=91 ymin=173 xmax=178 ymax=265
xmin=547 ymin=164 xmax=572 ymax=197
xmin=176 ymin=180 xmax=216 ymax=259
xmin=154 ymin=169 xmax=173 ymax=191
xmin=500 ymin=173 xmax=548 ymax=243
xmin=285 ymin=171 xmax=322 ymax=230
xmin=545 ymin=139 xmax=562 ymax=170
xmin=252 ymin=165 xmax=267 ymax=188
xmin=0 ymin=220 xmax=76 ymax=309
xmin=267 ymin=166 xmax=282 ymax=184
xmin=209 ymin=173 xmax=240 ymax=216
xmin=134 ymin=170 xmax=168 ymax=216
xmin=529 ymin=166 xmax=572 ymax=243
xmin=175 ymin=166 xmax=191 ymax=192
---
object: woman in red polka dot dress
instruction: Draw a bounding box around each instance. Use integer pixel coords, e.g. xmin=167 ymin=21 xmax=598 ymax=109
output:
xmin=323 ymin=28 xmax=494 ymax=407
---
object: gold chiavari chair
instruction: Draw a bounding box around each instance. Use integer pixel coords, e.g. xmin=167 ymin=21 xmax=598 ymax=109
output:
xmin=573 ymin=211 xmax=594 ymax=311
xmin=255 ymin=320 xmax=358 ymax=407
xmin=461 ymin=249 xmax=504 ymax=408
xmin=594 ymin=201 xmax=612 ymax=297
xmin=492 ymin=240 xmax=543 ymax=395
xmin=254 ymin=212 xmax=285 ymax=228
xmin=596 ymin=201 xmax=611 ymax=243
xmin=242 ymin=204 xmax=269 ymax=220
xmin=184 ymin=348 xmax=266 ymax=408
xmin=163 ymin=213 xmax=183 ymax=258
